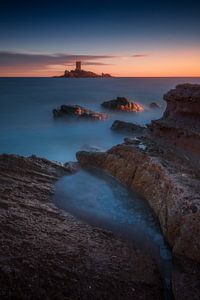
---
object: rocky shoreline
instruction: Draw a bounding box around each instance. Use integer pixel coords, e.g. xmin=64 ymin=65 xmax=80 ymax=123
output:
xmin=0 ymin=154 xmax=163 ymax=299
xmin=1 ymin=83 xmax=200 ymax=299
xmin=77 ymin=84 xmax=200 ymax=299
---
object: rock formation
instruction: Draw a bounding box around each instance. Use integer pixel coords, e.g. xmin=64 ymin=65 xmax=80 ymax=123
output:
xmin=54 ymin=65 xmax=112 ymax=78
xmin=77 ymin=83 xmax=200 ymax=300
xmin=149 ymin=84 xmax=200 ymax=164
xmin=111 ymin=120 xmax=146 ymax=136
xmin=53 ymin=104 xmax=108 ymax=120
xmin=101 ymin=97 xmax=144 ymax=112
xmin=0 ymin=154 xmax=162 ymax=299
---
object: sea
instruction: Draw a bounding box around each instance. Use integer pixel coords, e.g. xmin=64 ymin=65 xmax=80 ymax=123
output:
xmin=1 ymin=77 xmax=200 ymax=162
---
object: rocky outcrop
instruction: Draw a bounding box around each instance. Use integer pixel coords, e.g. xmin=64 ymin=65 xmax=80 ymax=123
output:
xmin=111 ymin=120 xmax=146 ymax=135
xmin=53 ymin=104 xmax=107 ymax=120
xmin=76 ymin=139 xmax=200 ymax=299
xmin=101 ymin=97 xmax=144 ymax=112
xmin=149 ymin=84 xmax=200 ymax=164
xmin=54 ymin=69 xmax=112 ymax=78
xmin=0 ymin=154 xmax=162 ymax=299
xmin=76 ymin=84 xmax=200 ymax=299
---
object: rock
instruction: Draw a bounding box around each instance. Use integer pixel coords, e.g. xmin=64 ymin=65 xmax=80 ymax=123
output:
xmin=101 ymin=97 xmax=144 ymax=112
xmin=80 ymin=144 xmax=106 ymax=152
xmin=77 ymin=83 xmax=200 ymax=300
xmin=111 ymin=120 xmax=146 ymax=135
xmin=149 ymin=102 xmax=161 ymax=109
xmin=53 ymin=104 xmax=108 ymax=120
xmin=149 ymin=84 xmax=200 ymax=164
xmin=0 ymin=154 xmax=162 ymax=299
xmin=54 ymin=69 xmax=112 ymax=78
xmin=76 ymin=142 xmax=200 ymax=299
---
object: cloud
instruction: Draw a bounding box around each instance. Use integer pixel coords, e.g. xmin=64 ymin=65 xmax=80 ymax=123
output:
xmin=132 ymin=54 xmax=149 ymax=58
xmin=0 ymin=51 xmax=115 ymax=67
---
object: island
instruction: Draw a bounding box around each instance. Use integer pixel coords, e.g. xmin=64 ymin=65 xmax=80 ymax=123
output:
xmin=54 ymin=61 xmax=112 ymax=78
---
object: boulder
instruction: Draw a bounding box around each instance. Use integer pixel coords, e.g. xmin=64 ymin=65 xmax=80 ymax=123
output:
xmin=53 ymin=104 xmax=108 ymax=120
xmin=101 ymin=97 xmax=144 ymax=112
xmin=111 ymin=120 xmax=146 ymax=135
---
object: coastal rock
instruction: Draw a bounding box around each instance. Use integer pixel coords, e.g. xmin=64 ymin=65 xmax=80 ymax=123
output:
xmin=53 ymin=104 xmax=108 ymax=120
xmin=149 ymin=84 xmax=200 ymax=163
xmin=77 ymin=96 xmax=200 ymax=300
xmin=0 ymin=154 xmax=162 ymax=299
xmin=101 ymin=97 xmax=144 ymax=112
xmin=77 ymin=142 xmax=200 ymax=299
xmin=111 ymin=120 xmax=146 ymax=135
xmin=55 ymin=69 xmax=112 ymax=78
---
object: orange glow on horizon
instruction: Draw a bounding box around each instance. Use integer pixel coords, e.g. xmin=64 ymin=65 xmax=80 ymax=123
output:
xmin=1 ymin=48 xmax=200 ymax=77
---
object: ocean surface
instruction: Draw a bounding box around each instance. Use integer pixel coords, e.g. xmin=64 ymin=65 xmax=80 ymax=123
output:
xmin=1 ymin=77 xmax=200 ymax=162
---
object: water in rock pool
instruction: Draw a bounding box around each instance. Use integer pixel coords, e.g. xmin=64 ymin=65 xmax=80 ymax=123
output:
xmin=1 ymin=77 xmax=200 ymax=162
xmin=53 ymin=168 xmax=173 ymax=298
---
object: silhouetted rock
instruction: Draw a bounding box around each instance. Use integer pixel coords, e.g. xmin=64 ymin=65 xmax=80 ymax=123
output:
xmin=54 ymin=69 xmax=112 ymax=78
xmin=111 ymin=120 xmax=146 ymax=135
xmin=53 ymin=104 xmax=107 ymax=120
xmin=101 ymin=97 xmax=144 ymax=112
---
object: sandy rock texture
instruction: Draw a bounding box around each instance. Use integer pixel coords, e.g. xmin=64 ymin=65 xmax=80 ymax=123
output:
xmin=149 ymin=84 xmax=200 ymax=166
xmin=0 ymin=154 xmax=162 ymax=300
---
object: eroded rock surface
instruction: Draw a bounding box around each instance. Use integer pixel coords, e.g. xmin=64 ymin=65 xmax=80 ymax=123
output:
xmin=75 ymin=84 xmax=200 ymax=299
xmin=53 ymin=104 xmax=107 ymax=120
xmin=0 ymin=154 xmax=162 ymax=299
xmin=101 ymin=97 xmax=144 ymax=112
xmin=77 ymin=137 xmax=200 ymax=299
xmin=149 ymin=84 xmax=200 ymax=164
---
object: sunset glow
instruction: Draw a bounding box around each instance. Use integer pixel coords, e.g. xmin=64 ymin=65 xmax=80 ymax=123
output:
xmin=0 ymin=0 xmax=200 ymax=77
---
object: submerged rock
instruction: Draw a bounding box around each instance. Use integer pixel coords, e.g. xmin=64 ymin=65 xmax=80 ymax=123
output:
xmin=111 ymin=120 xmax=146 ymax=135
xmin=149 ymin=102 xmax=161 ymax=109
xmin=101 ymin=97 xmax=144 ymax=112
xmin=53 ymin=104 xmax=108 ymax=120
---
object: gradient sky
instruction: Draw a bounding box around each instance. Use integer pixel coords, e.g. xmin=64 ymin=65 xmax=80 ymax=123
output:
xmin=0 ymin=0 xmax=200 ymax=77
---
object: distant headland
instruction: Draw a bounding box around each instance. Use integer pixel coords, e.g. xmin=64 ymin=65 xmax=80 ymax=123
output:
xmin=53 ymin=61 xmax=112 ymax=78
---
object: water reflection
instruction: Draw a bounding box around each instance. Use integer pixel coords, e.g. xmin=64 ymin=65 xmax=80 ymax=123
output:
xmin=53 ymin=168 xmax=173 ymax=298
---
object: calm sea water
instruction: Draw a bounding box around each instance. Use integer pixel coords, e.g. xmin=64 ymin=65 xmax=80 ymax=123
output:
xmin=0 ymin=77 xmax=200 ymax=162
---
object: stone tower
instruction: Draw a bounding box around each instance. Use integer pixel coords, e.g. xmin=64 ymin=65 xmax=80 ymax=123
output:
xmin=76 ymin=61 xmax=81 ymax=71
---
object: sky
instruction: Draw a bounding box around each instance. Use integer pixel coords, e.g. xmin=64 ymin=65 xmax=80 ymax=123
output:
xmin=0 ymin=0 xmax=200 ymax=77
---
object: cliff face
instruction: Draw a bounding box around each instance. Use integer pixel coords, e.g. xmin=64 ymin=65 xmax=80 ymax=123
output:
xmin=149 ymin=84 xmax=200 ymax=163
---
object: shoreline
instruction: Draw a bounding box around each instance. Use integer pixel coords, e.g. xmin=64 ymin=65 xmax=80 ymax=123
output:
xmin=0 ymin=154 xmax=163 ymax=299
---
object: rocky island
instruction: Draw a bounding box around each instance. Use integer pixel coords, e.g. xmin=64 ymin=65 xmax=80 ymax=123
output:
xmin=54 ymin=61 xmax=112 ymax=78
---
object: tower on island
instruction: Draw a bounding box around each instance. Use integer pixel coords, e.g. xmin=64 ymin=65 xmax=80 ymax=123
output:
xmin=76 ymin=61 xmax=81 ymax=71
